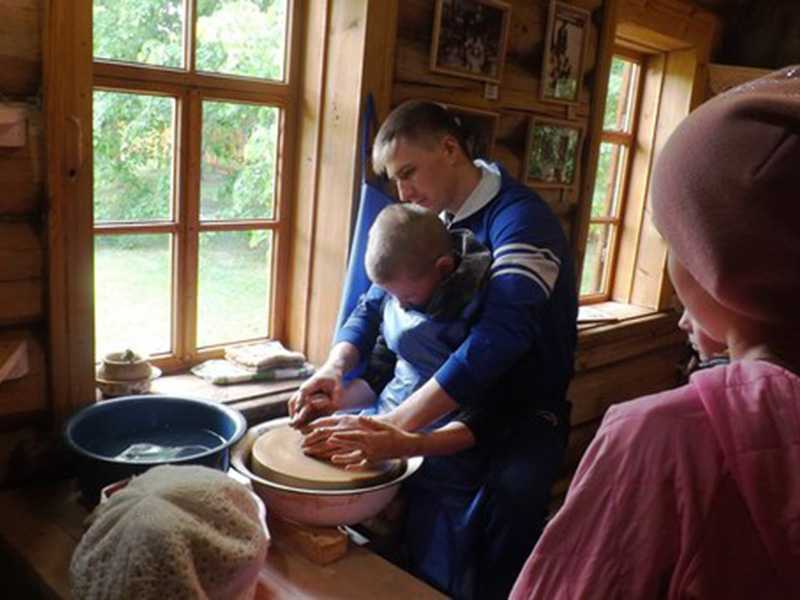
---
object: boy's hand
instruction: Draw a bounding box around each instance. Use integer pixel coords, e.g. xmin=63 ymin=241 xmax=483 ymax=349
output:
xmin=299 ymin=414 xmax=363 ymax=458
xmin=288 ymin=365 xmax=343 ymax=427
xmin=328 ymin=416 xmax=421 ymax=469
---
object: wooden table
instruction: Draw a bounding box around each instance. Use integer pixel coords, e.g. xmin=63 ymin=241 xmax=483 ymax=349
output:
xmin=0 ymin=480 xmax=446 ymax=599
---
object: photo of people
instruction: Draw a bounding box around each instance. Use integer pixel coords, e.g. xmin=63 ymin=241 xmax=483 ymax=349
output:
xmin=430 ymin=0 xmax=511 ymax=84
xmin=541 ymin=1 xmax=590 ymax=104
xmin=525 ymin=117 xmax=584 ymax=188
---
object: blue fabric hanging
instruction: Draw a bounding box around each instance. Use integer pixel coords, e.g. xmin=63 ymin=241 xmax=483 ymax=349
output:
xmin=334 ymin=94 xmax=395 ymax=334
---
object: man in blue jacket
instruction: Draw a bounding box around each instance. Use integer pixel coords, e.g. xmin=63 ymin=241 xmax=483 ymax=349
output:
xmin=290 ymin=100 xmax=578 ymax=599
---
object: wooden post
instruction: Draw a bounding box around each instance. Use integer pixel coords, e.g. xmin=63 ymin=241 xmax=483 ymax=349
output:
xmin=43 ymin=0 xmax=95 ymax=426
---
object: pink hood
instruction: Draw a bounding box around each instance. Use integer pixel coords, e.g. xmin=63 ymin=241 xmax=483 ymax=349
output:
xmin=693 ymin=360 xmax=800 ymax=590
xmin=510 ymin=360 xmax=800 ymax=599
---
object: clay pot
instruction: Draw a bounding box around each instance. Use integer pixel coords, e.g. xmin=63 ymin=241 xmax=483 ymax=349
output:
xmin=96 ymin=350 xmax=161 ymax=398
xmin=98 ymin=350 xmax=153 ymax=381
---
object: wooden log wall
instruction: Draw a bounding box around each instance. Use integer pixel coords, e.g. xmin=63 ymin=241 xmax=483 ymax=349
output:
xmin=392 ymin=0 xmax=603 ymax=238
xmin=552 ymin=314 xmax=689 ymax=506
xmin=0 ymin=0 xmax=50 ymax=484
xmin=713 ymin=0 xmax=800 ymax=69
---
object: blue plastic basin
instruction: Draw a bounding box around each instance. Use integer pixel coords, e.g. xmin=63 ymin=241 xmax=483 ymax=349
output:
xmin=64 ymin=395 xmax=247 ymax=503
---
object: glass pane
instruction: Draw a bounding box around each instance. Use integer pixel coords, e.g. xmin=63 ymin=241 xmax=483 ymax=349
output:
xmin=580 ymin=224 xmax=614 ymax=296
xmin=94 ymin=91 xmax=176 ymax=223
xmin=197 ymin=230 xmax=272 ymax=347
xmin=591 ymin=143 xmax=627 ymax=219
xmin=196 ymin=0 xmax=287 ymax=81
xmin=95 ymin=234 xmax=173 ymax=360
xmin=93 ymin=0 xmax=184 ymax=68
xmin=603 ymin=56 xmax=640 ymax=132
xmin=201 ymin=101 xmax=279 ymax=220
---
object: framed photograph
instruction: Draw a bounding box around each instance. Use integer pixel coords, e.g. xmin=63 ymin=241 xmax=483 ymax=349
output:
xmin=443 ymin=103 xmax=500 ymax=160
xmin=540 ymin=1 xmax=591 ymax=104
xmin=524 ymin=116 xmax=584 ymax=188
xmin=430 ymin=0 xmax=512 ymax=84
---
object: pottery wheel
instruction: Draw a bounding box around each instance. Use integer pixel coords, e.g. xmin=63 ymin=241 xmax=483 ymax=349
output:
xmin=251 ymin=425 xmax=404 ymax=491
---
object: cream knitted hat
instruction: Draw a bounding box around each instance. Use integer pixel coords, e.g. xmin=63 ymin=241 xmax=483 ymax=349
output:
xmin=70 ymin=465 xmax=268 ymax=600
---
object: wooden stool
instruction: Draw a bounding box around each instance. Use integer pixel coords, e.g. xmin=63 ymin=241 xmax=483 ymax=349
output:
xmin=266 ymin=512 xmax=349 ymax=565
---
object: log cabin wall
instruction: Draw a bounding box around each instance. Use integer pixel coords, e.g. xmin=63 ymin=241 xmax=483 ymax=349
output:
xmin=392 ymin=0 xmax=601 ymax=242
xmin=711 ymin=0 xmax=800 ymax=69
xmin=0 ymin=0 xmax=52 ymax=487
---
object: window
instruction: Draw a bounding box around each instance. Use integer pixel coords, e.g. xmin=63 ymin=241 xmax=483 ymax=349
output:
xmin=581 ymin=49 xmax=644 ymax=302
xmin=91 ymin=0 xmax=293 ymax=369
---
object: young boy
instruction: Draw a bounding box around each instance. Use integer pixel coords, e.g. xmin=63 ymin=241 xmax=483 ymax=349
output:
xmin=511 ymin=66 xmax=800 ymax=599
xmin=311 ymin=202 xmax=491 ymax=426
xmin=297 ymin=203 xmax=503 ymax=597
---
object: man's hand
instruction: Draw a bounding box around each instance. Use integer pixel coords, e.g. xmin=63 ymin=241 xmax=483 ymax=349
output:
xmin=288 ymin=365 xmax=344 ymax=428
xmin=328 ymin=416 xmax=421 ymax=470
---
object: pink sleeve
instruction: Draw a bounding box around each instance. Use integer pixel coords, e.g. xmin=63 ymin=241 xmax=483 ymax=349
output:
xmin=510 ymin=406 xmax=682 ymax=600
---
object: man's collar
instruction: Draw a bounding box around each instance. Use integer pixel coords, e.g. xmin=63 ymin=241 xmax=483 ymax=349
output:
xmin=443 ymin=160 xmax=501 ymax=225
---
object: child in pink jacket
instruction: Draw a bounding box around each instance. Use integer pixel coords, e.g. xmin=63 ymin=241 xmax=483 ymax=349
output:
xmin=511 ymin=66 xmax=800 ymax=599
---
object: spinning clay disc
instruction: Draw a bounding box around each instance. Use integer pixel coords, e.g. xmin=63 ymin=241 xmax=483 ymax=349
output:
xmin=251 ymin=425 xmax=403 ymax=490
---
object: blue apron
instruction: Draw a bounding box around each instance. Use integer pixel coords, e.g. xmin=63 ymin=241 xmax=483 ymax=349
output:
xmin=370 ymin=296 xmax=466 ymax=422
xmin=374 ymin=295 xmax=489 ymax=599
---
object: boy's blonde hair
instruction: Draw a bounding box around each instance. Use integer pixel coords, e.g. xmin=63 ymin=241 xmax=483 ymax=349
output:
xmin=366 ymin=204 xmax=453 ymax=283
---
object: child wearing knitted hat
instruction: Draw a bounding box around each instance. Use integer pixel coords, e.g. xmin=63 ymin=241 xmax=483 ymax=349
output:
xmin=70 ymin=465 xmax=269 ymax=600
xmin=510 ymin=66 xmax=800 ymax=599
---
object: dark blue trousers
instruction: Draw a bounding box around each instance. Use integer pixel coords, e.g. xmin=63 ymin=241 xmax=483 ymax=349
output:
xmin=474 ymin=417 xmax=568 ymax=599
xmin=404 ymin=416 xmax=568 ymax=600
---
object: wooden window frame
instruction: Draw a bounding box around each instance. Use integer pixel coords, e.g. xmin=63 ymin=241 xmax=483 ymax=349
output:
xmin=47 ymin=0 xmax=383 ymax=425
xmin=574 ymin=0 xmax=720 ymax=319
xmin=582 ymin=46 xmax=646 ymax=305
xmin=90 ymin=2 xmax=299 ymax=373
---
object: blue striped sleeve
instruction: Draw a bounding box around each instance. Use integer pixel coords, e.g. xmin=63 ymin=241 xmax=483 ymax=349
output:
xmin=491 ymin=242 xmax=561 ymax=297
xmin=434 ymin=193 xmax=568 ymax=406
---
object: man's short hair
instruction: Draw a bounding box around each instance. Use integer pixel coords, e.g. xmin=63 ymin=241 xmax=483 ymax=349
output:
xmin=365 ymin=204 xmax=453 ymax=283
xmin=372 ymin=100 xmax=470 ymax=175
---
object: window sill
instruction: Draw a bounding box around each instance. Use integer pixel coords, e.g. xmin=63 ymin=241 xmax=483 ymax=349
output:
xmin=576 ymin=303 xmax=683 ymax=373
xmin=578 ymin=301 xmax=660 ymax=330
xmin=144 ymin=372 xmax=303 ymax=424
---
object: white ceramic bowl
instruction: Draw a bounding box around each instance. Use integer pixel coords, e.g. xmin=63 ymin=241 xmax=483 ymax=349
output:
xmin=231 ymin=417 xmax=423 ymax=527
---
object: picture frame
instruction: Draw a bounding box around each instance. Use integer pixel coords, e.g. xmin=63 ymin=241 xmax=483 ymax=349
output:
xmin=430 ymin=0 xmax=512 ymax=84
xmin=540 ymin=1 xmax=591 ymax=105
xmin=442 ymin=103 xmax=500 ymax=160
xmin=524 ymin=116 xmax=584 ymax=189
